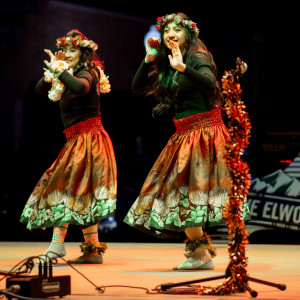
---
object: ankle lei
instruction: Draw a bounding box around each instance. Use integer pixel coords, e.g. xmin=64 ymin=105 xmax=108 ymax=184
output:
xmin=80 ymin=240 xmax=108 ymax=256
xmin=184 ymin=232 xmax=217 ymax=258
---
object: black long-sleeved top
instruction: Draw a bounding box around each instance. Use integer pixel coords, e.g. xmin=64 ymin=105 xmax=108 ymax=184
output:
xmin=132 ymin=51 xmax=217 ymax=119
xmin=35 ymin=68 xmax=100 ymax=129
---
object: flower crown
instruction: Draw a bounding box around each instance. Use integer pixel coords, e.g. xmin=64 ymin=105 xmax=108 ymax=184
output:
xmin=56 ymin=36 xmax=98 ymax=51
xmin=156 ymin=14 xmax=199 ymax=35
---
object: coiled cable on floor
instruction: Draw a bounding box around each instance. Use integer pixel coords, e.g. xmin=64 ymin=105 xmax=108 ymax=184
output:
xmin=1 ymin=252 xmax=154 ymax=297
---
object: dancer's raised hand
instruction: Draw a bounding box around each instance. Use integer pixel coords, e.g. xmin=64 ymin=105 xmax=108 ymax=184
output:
xmin=168 ymin=41 xmax=186 ymax=72
xmin=44 ymin=49 xmax=65 ymax=69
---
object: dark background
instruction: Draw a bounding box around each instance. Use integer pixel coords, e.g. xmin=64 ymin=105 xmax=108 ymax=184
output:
xmin=0 ymin=0 xmax=299 ymax=243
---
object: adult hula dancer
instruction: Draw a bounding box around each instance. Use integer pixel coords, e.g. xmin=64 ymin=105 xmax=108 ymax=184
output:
xmin=20 ymin=29 xmax=117 ymax=264
xmin=124 ymin=12 xmax=251 ymax=270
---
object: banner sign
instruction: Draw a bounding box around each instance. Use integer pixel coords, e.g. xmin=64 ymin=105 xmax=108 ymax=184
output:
xmin=247 ymin=192 xmax=300 ymax=230
xmin=247 ymin=156 xmax=300 ymax=230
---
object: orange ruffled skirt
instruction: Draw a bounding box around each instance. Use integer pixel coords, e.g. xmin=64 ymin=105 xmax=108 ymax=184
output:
xmin=20 ymin=117 xmax=117 ymax=230
xmin=124 ymin=109 xmax=250 ymax=238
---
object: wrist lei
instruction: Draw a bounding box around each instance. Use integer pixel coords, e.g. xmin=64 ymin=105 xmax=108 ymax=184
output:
xmin=44 ymin=60 xmax=69 ymax=102
xmin=97 ymin=67 xmax=111 ymax=94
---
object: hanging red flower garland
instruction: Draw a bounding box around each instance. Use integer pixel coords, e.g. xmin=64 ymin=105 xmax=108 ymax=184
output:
xmin=195 ymin=57 xmax=252 ymax=295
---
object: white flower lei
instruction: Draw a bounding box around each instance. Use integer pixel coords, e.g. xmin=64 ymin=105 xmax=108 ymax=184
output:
xmin=44 ymin=60 xmax=70 ymax=102
xmin=97 ymin=67 xmax=111 ymax=94
xmin=44 ymin=61 xmax=111 ymax=102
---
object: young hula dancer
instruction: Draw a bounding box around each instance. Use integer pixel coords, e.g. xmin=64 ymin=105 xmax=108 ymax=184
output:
xmin=20 ymin=30 xmax=117 ymax=264
xmin=124 ymin=12 xmax=250 ymax=270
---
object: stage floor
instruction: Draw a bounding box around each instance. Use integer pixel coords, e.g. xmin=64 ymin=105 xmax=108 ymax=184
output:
xmin=0 ymin=242 xmax=299 ymax=299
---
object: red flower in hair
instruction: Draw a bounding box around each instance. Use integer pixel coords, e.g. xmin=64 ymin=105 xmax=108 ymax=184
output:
xmin=61 ymin=37 xmax=66 ymax=43
xmin=71 ymin=40 xmax=77 ymax=45
xmin=156 ymin=26 xmax=161 ymax=31
xmin=192 ymin=22 xmax=197 ymax=28
xmin=157 ymin=16 xmax=162 ymax=22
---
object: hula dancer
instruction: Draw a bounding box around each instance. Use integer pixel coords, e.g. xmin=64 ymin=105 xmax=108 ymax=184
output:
xmin=20 ymin=30 xmax=117 ymax=264
xmin=124 ymin=13 xmax=251 ymax=270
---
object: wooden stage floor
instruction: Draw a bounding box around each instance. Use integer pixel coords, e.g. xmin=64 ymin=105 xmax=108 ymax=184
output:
xmin=0 ymin=242 xmax=299 ymax=299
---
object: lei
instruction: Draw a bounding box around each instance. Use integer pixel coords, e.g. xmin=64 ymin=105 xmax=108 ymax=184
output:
xmin=156 ymin=14 xmax=199 ymax=35
xmin=44 ymin=62 xmax=111 ymax=102
xmin=44 ymin=60 xmax=70 ymax=102
xmin=56 ymin=36 xmax=98 ymax=51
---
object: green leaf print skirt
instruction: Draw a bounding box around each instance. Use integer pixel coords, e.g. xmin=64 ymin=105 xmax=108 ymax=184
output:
xmin=20 ymin=117 xmax=117 ymax=230
xmin=124 ymin=109 xmax=251 ymax=238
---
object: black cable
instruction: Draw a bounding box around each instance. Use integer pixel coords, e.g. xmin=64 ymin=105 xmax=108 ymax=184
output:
xmin=44 ymin=252 xmax=100 ymax=291
xmin=2 ymin=251 xmax=153 ymax=296
xmin=0 ymin=289 xmax=53 ymax=300
xmin=0 ymin=255 xmax=39 ymax=283
xmin=96 ymin=285 xmax=150 ymax=294
xmin=46 ymin=251 xmax=152 ymax=294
